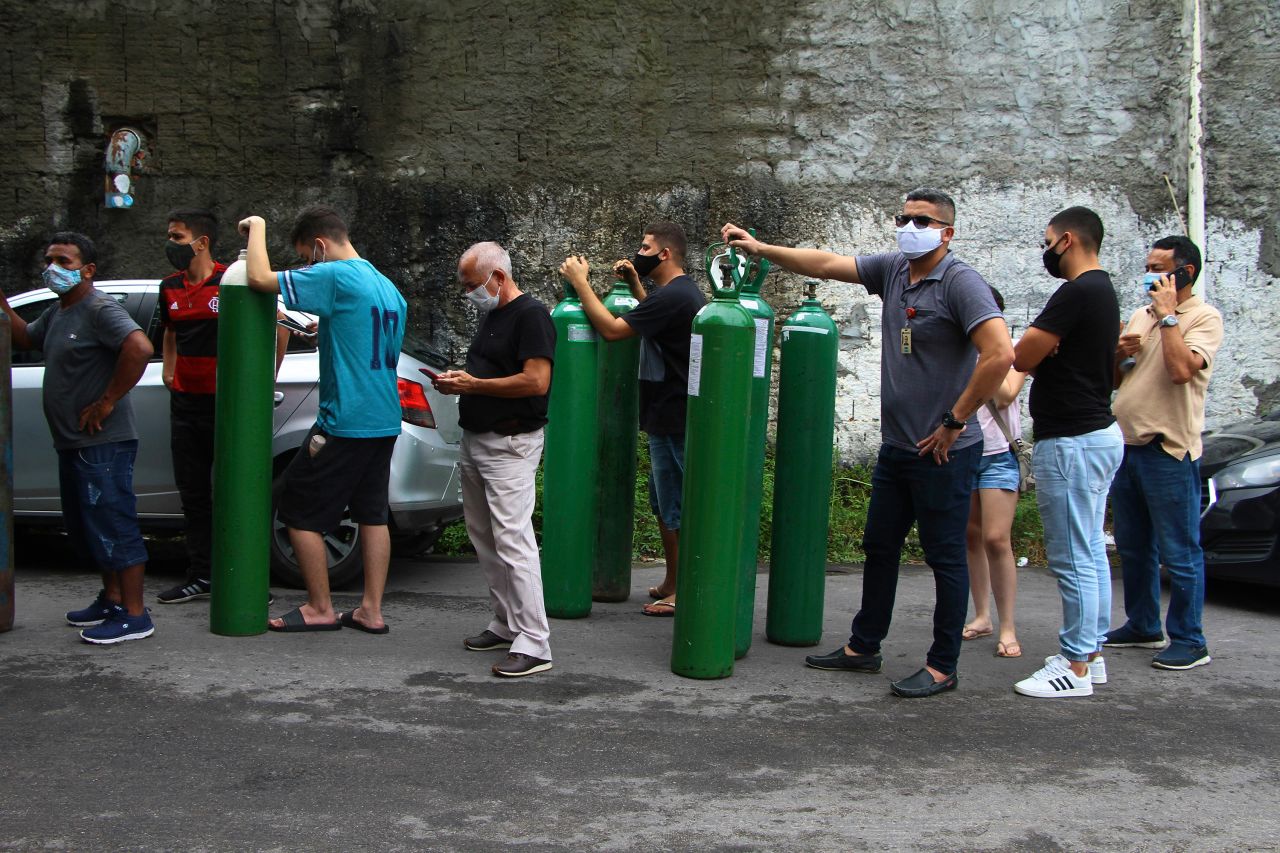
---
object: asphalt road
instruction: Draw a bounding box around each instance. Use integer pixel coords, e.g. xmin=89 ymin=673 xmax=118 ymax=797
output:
xmin=2 ymin=533 xmax=1278 ymax=852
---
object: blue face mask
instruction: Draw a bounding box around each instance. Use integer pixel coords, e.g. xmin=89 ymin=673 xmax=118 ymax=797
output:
xmin=1140 ymin=272 xmax=1162 ymax=300
xmin=43 ymin=264 xmax=82 ymax=295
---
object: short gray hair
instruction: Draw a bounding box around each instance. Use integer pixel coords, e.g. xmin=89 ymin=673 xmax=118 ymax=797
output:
xmin=460 ymin=241 xmax=512 ymax=278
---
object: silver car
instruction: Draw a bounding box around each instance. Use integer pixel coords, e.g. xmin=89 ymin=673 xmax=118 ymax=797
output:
xmin=8 ymin=280 xmax=464 ymax=587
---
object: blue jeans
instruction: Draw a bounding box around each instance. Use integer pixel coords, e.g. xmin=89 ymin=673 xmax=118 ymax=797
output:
xmin=647 ymin=432 xmax=685 ymax=530
xmin=1033 ymin=424 xmax=1123 ymax=662
xmin=1110 ymin=442 xmax=1206 ymax=648
xmin=57 ymin=440 xmax=149 ymax=572
xmin=848 ymin=442 xmax=980 ymax=675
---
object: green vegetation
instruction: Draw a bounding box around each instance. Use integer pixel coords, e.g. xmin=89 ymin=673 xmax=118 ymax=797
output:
xmin=438 ymin=436 xmax=1046 ymax=564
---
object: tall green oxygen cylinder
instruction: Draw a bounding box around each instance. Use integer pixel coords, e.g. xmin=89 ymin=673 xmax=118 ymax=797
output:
xmin=541 ymin=279 xmax=599 ymax=618
xmin=593 ymin=280 xmax=640 ymax=602
xmin=733 ymin=276 xmax=774 ymax=659
xmin=210 ymin=250 xmax=275 ymax=636
xmin=670 ymin=260 xmax=754 ymax=679
xmin=767 ymin=280 xmax=838 ymax=646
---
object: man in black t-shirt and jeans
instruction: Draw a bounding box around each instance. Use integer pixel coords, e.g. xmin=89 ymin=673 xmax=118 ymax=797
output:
xmin=433 ymin=241 xmax=557 ymax=678
xmin=560 ymin=222 xmax=705 ymax=616
xmin=1012 ymin=207 xmax=1124 ymax=699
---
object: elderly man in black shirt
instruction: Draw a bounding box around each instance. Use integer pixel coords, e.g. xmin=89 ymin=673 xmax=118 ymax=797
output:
xmin=433 ymin=241 xmax=557 ymax=678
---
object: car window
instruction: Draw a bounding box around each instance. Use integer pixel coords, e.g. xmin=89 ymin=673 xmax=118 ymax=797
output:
xmin=11 ymin=297 xmax=56 ymax=365
xmin=10 ymin=292 xmax=131 ymax=366
xmin=146 ymin=301 xmax=165 ymax=357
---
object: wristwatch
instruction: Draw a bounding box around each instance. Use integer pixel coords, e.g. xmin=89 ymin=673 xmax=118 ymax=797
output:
xmin=1160 ymin=314 xmax=1179 ymax=327
xmin=941 ymin=410 xmax=965 ymax=430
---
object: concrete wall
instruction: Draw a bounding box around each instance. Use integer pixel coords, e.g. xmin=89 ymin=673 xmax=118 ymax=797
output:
xmin=2 ymin=0 xmax=1276 ymax=460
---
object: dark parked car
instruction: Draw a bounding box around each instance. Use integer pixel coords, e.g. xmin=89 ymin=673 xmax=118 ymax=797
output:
xmin=1199 ymin=409 xmax=1280 ymax=587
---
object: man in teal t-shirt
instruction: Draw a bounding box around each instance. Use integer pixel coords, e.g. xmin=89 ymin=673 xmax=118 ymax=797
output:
xmin=239 ymin=206 xmax=406 ymax=635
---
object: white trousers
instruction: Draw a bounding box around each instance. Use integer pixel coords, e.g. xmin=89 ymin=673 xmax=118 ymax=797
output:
xmin=460 ymin=428 xmax=551 ymax=660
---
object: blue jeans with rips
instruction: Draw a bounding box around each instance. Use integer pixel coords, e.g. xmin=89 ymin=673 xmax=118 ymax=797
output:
xmin=57 ymin=440 xmax=149 ymax=572
xmin=847 ymin=442 xmax=980 ymax=676
xmin=1109 ymin=442 xmax=1207 ymax=649
xmin=1033 ymin=423 xmax=1124 ymax=662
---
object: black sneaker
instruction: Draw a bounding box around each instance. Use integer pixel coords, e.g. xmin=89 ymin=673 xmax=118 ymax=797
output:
xmin=804 ymin=646 xmax=883 ymax=673
xmin=1152 ymin=644 xmax=1211 ymax=670
xmin=464 ymin=629 xmax=512 ymax=651
xmin=66 ymin=590 xmax=115 ymax=627
xmin=1102 ymin=625 xmax=1166 ymax=649
xmin=492 ymin=653 xmax=552 ymax=677
xmin=158 ymin=579 xmax=211 ymax=604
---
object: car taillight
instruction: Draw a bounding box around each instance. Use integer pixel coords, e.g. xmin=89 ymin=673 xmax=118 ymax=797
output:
xmin=398 ymin=378 xmax=436 ymax=429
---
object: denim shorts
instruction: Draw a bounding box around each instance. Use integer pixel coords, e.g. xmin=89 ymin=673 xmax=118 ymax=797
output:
xmin=646 ymin=432 xmax=686 ymax=531
xmin=57 ymin=440 xmax=149 ymax=572
xmin=973 ymin=448 xmax=1020 ymax=492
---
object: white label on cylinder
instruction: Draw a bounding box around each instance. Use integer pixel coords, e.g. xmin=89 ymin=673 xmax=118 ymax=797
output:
xmin=687 ymin=333 xmax=703 ymax=397
xmin=616 ymin=298 xmax=638 ymax=309
xmin=753 ymin=318 xmax=769 ymax=378
xmin=740 ymin=298 xmax=758 ymax=309
xmin=567 ymin=325 xmax=597 ymax=342
xmin=781 ymin=325 xmax=829 ymax=335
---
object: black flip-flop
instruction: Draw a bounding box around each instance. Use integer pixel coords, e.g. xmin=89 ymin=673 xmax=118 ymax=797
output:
xmin=268 ymin=606 xmax=342 ymax=632
xmin=338 ymin=609 xmax=389 ymax=635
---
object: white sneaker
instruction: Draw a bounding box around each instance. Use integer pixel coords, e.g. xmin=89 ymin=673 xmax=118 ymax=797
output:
xmin=1016 ymin=654 xmax=1094 ymax=698
xmin=1045 ymin=654 xmax=1106 ymax=684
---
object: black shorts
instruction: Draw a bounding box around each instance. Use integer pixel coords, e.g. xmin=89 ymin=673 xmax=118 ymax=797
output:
xmin=278 ymin=426 xmax=398 ymax=533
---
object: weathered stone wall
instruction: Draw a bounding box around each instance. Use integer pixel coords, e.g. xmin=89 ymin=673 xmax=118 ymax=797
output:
xmin=2 ymin=0 xmax=1276 ymax=459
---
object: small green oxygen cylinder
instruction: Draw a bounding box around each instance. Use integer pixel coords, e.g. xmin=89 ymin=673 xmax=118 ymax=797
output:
xmin=593 ymin=281 xmax=641 ymax=602
xmin=670 ymin=259 xmax=754 ymax=680
xmin=541 ymin=279 xmax=600 ymax=618
xmin=732 ymin=267 xmax=774 ymax=659
xmin=767 ymin=279 xmax=838 ymax=646
xmin=210 ymin=250 xmax=276 ymax=636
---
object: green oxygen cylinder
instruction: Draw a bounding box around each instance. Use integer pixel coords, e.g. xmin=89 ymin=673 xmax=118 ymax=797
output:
xmin=210 ymin=250 xmax=276 ymax=636
xmin=670 ymin=259 xmax=754 ymax=679
xmin=593 ymin=280 xmax=641 ymax=602
xmin=541 ymin=279 xmax=600 ymax=618
xmin=767 ymin=279 xmax=838 ymax=646
xmin=733 ymin=270 xmax=774 ymax=659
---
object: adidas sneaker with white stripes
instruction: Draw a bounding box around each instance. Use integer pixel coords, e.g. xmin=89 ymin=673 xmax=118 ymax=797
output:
xmin=1015 ymin=654 xmax=1094 ymax=698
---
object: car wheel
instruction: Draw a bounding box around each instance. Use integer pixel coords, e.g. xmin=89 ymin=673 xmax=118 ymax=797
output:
xmin=390 ymin=525 xmax=445 ymax=558
xmin=269 ymin=474 xmax=365 ymax=589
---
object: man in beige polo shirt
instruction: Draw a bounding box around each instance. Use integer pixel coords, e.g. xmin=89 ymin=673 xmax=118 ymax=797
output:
xmin=1104 ymin=235 xmax=1222 ymax=671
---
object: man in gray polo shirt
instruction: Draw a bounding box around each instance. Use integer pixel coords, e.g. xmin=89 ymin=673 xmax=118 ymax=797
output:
xmin=723 ymin=187 xmax=1013 ymax=697
xmin=0 ymin=231 xmax=155 ymax=644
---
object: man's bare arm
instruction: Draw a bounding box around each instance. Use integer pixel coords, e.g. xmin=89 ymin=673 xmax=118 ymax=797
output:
xmin=434 ymin=357 xmax=552 ymax=398
xmin=237 ymin=216 xmax=280 ymax=294
xmin=1013 ymin=327 xmax=1061 ymax=373
xmin=721 ymin=223 xmax=861 ymax=284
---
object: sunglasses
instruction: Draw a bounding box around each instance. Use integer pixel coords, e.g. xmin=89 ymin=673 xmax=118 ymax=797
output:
xmin=894 ymin=214 xmax=953 ymax=228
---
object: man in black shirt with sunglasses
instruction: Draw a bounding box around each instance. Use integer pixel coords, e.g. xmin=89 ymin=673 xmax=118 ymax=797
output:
xmin=723 ymin=187 xmax=1011 ymax=698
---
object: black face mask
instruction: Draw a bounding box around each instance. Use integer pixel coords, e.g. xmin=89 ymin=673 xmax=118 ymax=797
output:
xmin=1042 ymin=235 xmax=1066 ymax=279
xmin=632 ymin=250 xmax=663 ymax=278
xmin=166 ymin=240 xmax=196 ymax=271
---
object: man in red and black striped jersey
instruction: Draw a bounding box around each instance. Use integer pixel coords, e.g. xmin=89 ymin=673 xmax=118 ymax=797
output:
xmin=156 ymin=209 xmax=289 ymax=604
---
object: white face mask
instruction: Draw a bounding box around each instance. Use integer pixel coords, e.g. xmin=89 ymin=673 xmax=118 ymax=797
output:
xmin=465 ymin=271 xmax=499 ymax=312
xmin=895 ymin=222 xmax=945 ymax=260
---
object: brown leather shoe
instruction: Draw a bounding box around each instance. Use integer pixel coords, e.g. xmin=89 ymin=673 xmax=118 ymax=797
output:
xmin=491 ymin=653 xmax=553 ymax=678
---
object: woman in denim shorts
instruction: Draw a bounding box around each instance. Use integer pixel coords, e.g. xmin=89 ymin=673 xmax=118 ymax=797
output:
xmin=963 ymin=293 xmax=1028 ymax=658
